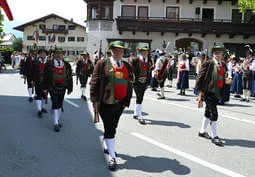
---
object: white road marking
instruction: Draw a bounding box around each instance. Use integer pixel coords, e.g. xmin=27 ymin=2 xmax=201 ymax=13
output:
xmin=64 ymin=98 xmax=80 ymax=108
xmin=132 ymin=132 xmax=246 ymax=177
xmin=146 ymin=97 xmax=255 ymax=126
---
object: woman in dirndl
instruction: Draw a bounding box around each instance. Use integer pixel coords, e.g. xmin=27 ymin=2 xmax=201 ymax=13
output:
xmin=177 ymin=54 xmax=189 ymax=95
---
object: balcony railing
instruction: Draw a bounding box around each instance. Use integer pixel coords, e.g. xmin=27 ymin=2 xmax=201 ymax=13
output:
xmin=116 ymin=16 xmax=255 ymax=37
xmin=42 ymin=28 xmax=69 ymax=35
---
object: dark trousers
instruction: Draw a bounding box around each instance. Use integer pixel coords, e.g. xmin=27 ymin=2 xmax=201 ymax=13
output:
xmin=242 ymin=75 xmax=252 ymax=90
xmin=204 ymin=92 xmax=218 ymax=121
xmin=79 ymin=75 xmax=89 ymax=88
xmin=35 ymin=83 xmax=44 ymax=100
xmin=133 ymin=84 xmax=147 ymax=104
xmin=49 ymin=87 xmax=66 ymax=109
xmin=99 ymin=103 xmax=124 ymax=139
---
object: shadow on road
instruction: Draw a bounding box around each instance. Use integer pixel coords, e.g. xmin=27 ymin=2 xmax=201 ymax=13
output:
xmin=117 ymin=154 xmax=191 ymax=175
xmin=0 ymin=95 xmax=113 ymax=177
xmin=0 ymin=68 xmax=20 ymax=74
xmin=146 ymin=119 xmax=191 ymax=128
xmin=222 ymin=103 xmax=252 ymax=108
xmin=165 ymin=98 xmax=190 ymax=102
xmin=223 ymin=138 xmax=255 ymax=148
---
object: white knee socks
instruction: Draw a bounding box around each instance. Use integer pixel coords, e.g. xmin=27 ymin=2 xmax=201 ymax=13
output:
xmin=36 ymin=100 xmax=42 ymax=111
xmin=105 ymin=138 xmax=116 ymax=159
xmin=211 ymin=121 xmax=218 ymax=138
xmin=28 ymin=88 xmax=33 ymax=97
xmin=53 ymin=109 xmax=59 ymax=125
xmin=137 ymin=104 xmax=142 ymax=119
xmin=160 ymin=88 xmax=165 ymax=97
xmin=200 ymin=117 xmax=210 ymax=133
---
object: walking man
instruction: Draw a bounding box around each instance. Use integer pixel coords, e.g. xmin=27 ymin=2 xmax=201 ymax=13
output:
xmin=196 ymin=46 xmax=227 ymax=146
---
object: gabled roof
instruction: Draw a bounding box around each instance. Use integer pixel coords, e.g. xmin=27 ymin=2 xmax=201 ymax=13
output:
xmin=13 ymin=13 xmax=86 ymax=32
xmin=2 ymin=34 xmax=16 ymax=42
xmin=0 ymin=0 xmax=13 ymax=21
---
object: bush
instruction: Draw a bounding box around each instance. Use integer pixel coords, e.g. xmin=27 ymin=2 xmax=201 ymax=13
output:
xmin=0 ymin=47 xmax=14 ymax=64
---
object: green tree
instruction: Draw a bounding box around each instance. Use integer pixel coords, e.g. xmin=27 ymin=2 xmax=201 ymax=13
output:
xmin=0 ymin=9 xmax=4 ymax=43
xmin=12 ymin=38 xmax=23 ymax=52
xmin=239 ymin=0 xmax=255 ymax=13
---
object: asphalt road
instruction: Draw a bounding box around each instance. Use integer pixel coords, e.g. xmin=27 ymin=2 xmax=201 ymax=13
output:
xmin=0 ymin=69 xmax=255 ymax=177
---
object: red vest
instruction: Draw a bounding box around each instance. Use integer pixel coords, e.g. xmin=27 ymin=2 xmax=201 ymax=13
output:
xmin=139 ymin=60 xmax=149 ymax=78
xmin=53 ymin=65 xmax=65 ymax=85
xmin=180 ymin=61 xmax=186 ymax=69
xmin=113 ymin=64 xmax=129 ymax=101
xmin=39 ymin=62 xmax=46 ymax=81
xmin=216 ymin=65 xmax=225 ymax=89
xmin=83 ymin=62 xmax=89 ymax=72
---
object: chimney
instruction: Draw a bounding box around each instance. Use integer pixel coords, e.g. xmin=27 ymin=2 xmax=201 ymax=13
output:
xmin=70 ymin=18 xmax=73 ymax=22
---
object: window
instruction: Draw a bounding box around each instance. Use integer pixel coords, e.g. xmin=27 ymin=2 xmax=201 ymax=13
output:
xmin=68 ymin=37 xmax=75 ymax=42
xmin=58 ymin=36 xmax=65 ymax=42
xmin=244 ymin=9 xmax=253 ymax=23
xmin=232 ymin=9 xmax=242 ymax=23
xmin=138 ymin=6 xmax=148 ymax=18
xmin=39 ymin=24 xmax=46 ymax=30
xmin=27 ymin=36 xmax=34 ymax=40
xmin=121 ymin=5 xmax=136 ymax=18
xmin=77 ymin=37 xmax=84 ymax=42
xmin=39 ymin=36 xmax=46 ymax=41
xmin=166 ymin=7 xmax=179 ymax=19
xmin=48 ymin=35 xmax=55 ymax=42
xmin=102 ymin=5 xmax=111 ymax=19
xmin=91 ymin=5 xmax=100 ymax=19
xmin=58 ymin=25 xmax=66 ymax=31
xmin=53 ymin=24 xmax=58 ymax=31
xmin=68 ymin=25 xmax=76 ymax=30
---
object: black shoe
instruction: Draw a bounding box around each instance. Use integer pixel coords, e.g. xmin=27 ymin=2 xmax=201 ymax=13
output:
xmin=234 ymin=95 xmax=241 ymax=98
xmin=198 ymin=132 xmax=211 ymax=139
xmin=151 ymin=88 xmax=157 ymax=92
xmin=157 ymin=96 xmax=165 ymax=99
xmin=211 ymin=136 xmax=224 ymax=147
xmin=37 ymin=111 xmax=42 ymax=118
xmin=133 ymin=115 xmax=138 ymax=119
xmin=182 ymin=92 xmax=186 ymax=96
xmin=246 ymin=99 xmax=250 ymax=102
xmin=54 ymin=124 xmax=60 ymax=132
xmin=138 ymin=119 xmax=146 ymax=125
xmin=28 ymin=97 xmax=33 ymax=102
xmin=177 ymin=92 xmax=182 ymax=95
xmin=240 ymin=98 xmax=246 ymax=102
xmin=41 ymin=108 xmax=47 ymax=113
xmin=108 ymin=158 xmax=117 ymax=171
xmin=103 ymin=149 xmax=118 ymax=157
xmin=83 ymin=96 xmax=87 ymax=101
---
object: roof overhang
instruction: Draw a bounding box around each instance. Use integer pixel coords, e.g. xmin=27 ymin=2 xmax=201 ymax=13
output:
xmin=0 ymin=0 xmax=13 ymax=21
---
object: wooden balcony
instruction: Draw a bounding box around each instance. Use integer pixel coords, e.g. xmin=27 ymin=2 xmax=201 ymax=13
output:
xmin=116 ymin=16 xmax=255 ymax=39
xmin=42 ymin=28 xmax=68 ymax=35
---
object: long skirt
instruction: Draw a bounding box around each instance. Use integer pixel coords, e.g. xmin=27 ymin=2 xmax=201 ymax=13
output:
xmin=230 ymin=72 xmax=243 ymax=94
xmin=252 ymin=72 xmax=255 ymax=97
xmin=177 ymin=71 xmax=189 ymax=89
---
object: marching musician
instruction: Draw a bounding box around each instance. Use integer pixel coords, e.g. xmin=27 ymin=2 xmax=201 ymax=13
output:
xmin=132 ymin=46 xmax=152 ymax=125
xmin=43 ymin=47 xmax=73 ymax=132
xmin=76 ymin=52 xmax=93 ymax=101
xmin=32 ymin=49 xmax=48 ymax=117
xmin=154 ymin=50 xmax=169 ymax=99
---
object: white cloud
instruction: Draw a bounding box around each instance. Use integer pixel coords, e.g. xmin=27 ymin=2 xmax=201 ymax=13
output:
xmin=6 ymin=0 xmax=87 ymax=25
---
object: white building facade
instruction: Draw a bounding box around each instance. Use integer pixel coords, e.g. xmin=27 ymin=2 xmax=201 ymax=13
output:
xmin=84 ymin=0 xmax=255 ymax=57
xmin=14 ymin=14 xmax=88 ymax=56
xmin=0 ymin=34 xmax=16 ymax=47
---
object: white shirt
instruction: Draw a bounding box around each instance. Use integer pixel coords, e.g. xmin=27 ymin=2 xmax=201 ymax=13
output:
xmin=227 ymin=61 xmax=233 ymax=78
xmin=110 ymin=57 xmax=122 ymax=68
xmin=250 ymin=59 xmax=255 ymax=71
xmin=54 ymin=59 xmax=64 ymax=67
